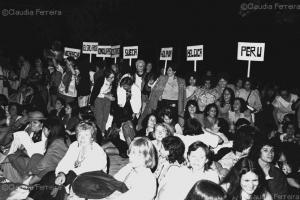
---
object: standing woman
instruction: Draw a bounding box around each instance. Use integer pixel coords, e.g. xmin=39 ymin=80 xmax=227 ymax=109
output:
xmin=58 ymin=57 xmax=78 ymax=104
xmin=221 ymin=157 xmax=272 ymax=200
xmin=186 ymin=72 xmax=198 ymax=100
xmin=139 ymin=64 xmax=186 ymax=129
xmin=90 ymin=69 xmax=116 ymax=136
xmin=115 ymin=74 xmax=141 ymax=127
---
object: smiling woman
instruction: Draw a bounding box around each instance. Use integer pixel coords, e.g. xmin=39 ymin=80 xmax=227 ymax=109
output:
xmin=221 ymin=157 xmax=272 ymax=200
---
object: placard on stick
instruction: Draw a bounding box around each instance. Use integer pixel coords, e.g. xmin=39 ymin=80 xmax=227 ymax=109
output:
xmin=64 ymin=47 xmax=81 ymax=60
xmin=82 ymin=42 xmax=98 ymax=63
xmin=123 ymin=46 xmax=138 ymax=66
xmin=96 ymin=46 xmax=111 ymax=60
xmin=160 ymin=47 xmax=173 ymax=75
xmin=111 ymin=45 xmax=120 ymax=64
xmin=237 ymin=42 xmax=265 ymax=78
xmin=186 ymin=45 xmax=203 ymax=72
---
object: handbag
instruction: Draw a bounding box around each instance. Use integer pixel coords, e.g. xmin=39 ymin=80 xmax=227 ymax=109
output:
xmin=246 ymin=90 xmax=256 ymax=113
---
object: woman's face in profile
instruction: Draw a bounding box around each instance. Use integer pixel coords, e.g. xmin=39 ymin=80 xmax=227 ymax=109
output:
xmin=240 ymin=171 xmax=259 ymax=196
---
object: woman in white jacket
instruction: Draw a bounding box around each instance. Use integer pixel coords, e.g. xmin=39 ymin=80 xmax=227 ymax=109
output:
xmin=115 ymin=74 xmax=141 ymax=126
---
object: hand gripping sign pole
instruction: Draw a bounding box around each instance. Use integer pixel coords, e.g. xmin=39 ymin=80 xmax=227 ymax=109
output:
xmin=160 ymin=47 xmax=173 ymax=75
xmin=123 ymin=46 xmax=138 ymax=67
xmin=111 ymin=45 xmax=120 ymax=64
xmin=237 ymin=42 xmax=265 ymax=78
xmin=186 ymin=45 xmax=203 ymax=72
xmin=82 ymin=42 xmax=98 ymax=63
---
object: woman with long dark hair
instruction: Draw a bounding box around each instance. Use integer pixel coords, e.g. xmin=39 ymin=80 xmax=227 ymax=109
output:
xmin=221 ymin=157 xmax=272 ymax=200
xmin=216 ymin=87 xmax=235 ymax=122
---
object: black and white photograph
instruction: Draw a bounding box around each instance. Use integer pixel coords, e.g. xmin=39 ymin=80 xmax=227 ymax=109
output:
xmin=1 ymin=0 xmax=300 ymax=199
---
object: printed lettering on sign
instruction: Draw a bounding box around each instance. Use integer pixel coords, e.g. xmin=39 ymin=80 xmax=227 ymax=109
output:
xmin=111 ymin=45 xmax=120 ymax=58
xmin=186 ymin=45 xmax=203 ymax=61
xmin=237 ymin=42 xmax=265 ymax=61
xmin=96 ymin=46 xmax=112 ymax=58
xmin=160 ymin=47 xmax=173 ymax=61
xmin=82 ymin=42 xmax=98 ymax=54
xmin=123 ymin=46 xmax=138 ymax=59
xmin=64 ymin=47 xmax=81 ymax=59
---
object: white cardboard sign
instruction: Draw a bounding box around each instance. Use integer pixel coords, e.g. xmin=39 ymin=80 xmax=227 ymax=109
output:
xmin=82 ymin=42 xmax=98 ymax=54
xmin=64 ymin=47 xmax=81 ymax=60
xmin=111 ymin=45 xmax=121 ymax=58
xmin=160 ymin=47 xmax=173 ymax=61
xmin=96 ymin=46 xmax=111 ymax=58
xmin=187 ymin=45 xmax=203 ymax=61
xmin=187 ymin=45 xmax=203 ymax=72
xmin=123 ymin=46 xmax=138 ymax=66
xmin=123 ymin=46 xmax=138 ymax=59
xmin=237 ymin=42 xmax=265 ymax=61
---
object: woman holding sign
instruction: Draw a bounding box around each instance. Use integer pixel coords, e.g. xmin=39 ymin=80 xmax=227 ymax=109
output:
xmin=139 ymin=64 xmax=186 ymax=129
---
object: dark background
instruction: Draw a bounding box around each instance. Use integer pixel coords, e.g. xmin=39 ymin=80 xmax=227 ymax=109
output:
xmin=0 ymin=0 xmax=300 ymax=87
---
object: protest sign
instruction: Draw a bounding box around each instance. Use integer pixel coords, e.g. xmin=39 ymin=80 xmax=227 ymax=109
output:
xmin=237 ymin=42 xmax=265 ymax=77
xmin=186 ymin=45 xmax=203 ymax=72
xmin=160 ymin=47 xmax=173 ymax=75
xmin=111 ymin=45 xmax=120 ymax=63
xmin=64 ymin=47 xmax=81 ymax=60
xmin=96 ymin=45 xmax=111 ymax=60
xmin=123 ymin=46 xmax=138 ymax=66
xmin=82 ymin=42 xmax=98 ymax=63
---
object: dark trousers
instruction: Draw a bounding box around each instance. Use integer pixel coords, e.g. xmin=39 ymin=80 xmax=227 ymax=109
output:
xmin=94 ymin=97 xmax=111 ymax=133
xmin=157 ymin=99 xmax=178 ymax=114
xmin=28 ymin=171 xmax=77 ymax=200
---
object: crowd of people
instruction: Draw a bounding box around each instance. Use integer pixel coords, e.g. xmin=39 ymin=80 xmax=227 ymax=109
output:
xmin=0 ymin=41 xmax=300 ymax=200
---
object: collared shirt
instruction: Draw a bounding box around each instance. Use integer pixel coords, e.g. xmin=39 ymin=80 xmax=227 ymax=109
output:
xmin=98 ymin=78 xmax=112 ymax=98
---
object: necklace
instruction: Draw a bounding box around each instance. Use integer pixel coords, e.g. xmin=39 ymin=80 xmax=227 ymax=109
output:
xmin=74 ymin=147 xmax=89 ymax=168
